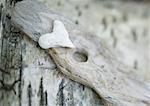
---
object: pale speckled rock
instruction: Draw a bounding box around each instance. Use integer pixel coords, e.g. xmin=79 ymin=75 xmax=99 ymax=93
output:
xmin=38 ymin=20 xmax=75 ymax=49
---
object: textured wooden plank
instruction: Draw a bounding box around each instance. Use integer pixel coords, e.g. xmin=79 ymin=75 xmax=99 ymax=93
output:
xmin=11 ymin=0 xmax=150 ymax=106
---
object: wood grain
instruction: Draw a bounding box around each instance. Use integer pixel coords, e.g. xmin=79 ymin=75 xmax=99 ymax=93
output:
xmin=0 ymin=0 xmax=103 ymax=106
xmin=11 ymin=0 xmax=150 ymax=106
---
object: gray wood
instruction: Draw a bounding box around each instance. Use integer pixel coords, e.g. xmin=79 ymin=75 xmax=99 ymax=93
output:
xmin=11 ymin=0 xmax=150 ymax=106
xmin=0 ymin=0 xmax=103 ymax=106
xmin=39 ymin=0 xmax=150 ymax=81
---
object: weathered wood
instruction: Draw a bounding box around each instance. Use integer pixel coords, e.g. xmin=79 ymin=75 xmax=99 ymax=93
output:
xmin=0 ymin=0 xmax=105 ymax=106
xmin=11 ymin=0 xmax=150 ymax=106
xmin=0 ymin=1 xmax=22 ymax=106
xmin=39 ymin=0 xmax=150 ymax=81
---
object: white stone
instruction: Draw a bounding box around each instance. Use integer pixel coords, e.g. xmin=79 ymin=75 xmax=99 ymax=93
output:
xmin=38 ymin=20 xmax=75 ymax=49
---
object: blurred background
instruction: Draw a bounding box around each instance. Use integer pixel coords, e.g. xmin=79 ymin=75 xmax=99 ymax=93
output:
xmin=37 ymin=0 xmax=150 ymax=81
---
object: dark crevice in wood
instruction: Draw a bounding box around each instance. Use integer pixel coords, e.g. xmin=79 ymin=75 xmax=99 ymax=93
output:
xmin=84 ymin=4 xmax=89 ymax=9
xmin=122 ymin=13 xmax=128 ymax=22
xmin=10 ymin=0 xmax=23 ymax=6
xmin=0 ymin=3 xmax=3 ymax=21
xmin=132 ymin=29 xmax=137 ymax=42
xmin=75 ymin=20 xmax=79 ymax=25
xmin=65 ymin=82 xmax=74 ymax=106
xmin=18 ymin=53 xmax=23 ymax=106
xmin=38 ymin=78 xmax=48 ymax=106
xmin=0 ymin=79 xmax=20 ymax=94
xmin=101 ymin=17 xmax=107 ymax=30
xmin=45 ymin=91 xmax=48 ymax=106
xmin=134 ymin=60 xmax=138 ymax=70
xmin=112 ymin=16 xmax=117 ymax=23
xmin=57 ymin=1 xmax=61 ymax=6
xmin=27 ymin=83 xmax=32 ymax=106
xmin=38 ymin=77 xmax=48 ymax=106
xmin=0 ymin=68 xmax=10 ymax=75
xmin=78 ymin=11 xmax=82 ymax=17
xmin=111 ymin=29 xmax=117 ymax=48
xmin=56 ymin=79 xmax=65 ymax=106
xmin=82 ymin=85 xmax=85 ymax=91
xmin=38 ymin=77 xmax=45 ymax=106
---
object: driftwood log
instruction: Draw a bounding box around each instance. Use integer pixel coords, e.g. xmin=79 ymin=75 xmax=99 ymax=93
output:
xmin=11 ymin=0 xmax=150 ymax=106
xmin=0 ymin=0 xmax=104 ymax=106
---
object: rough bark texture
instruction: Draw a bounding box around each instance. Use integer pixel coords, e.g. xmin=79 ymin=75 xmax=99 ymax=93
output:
xmin=0 ymin=0 xmax=150 ymax=106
